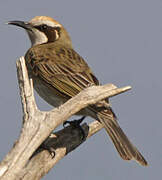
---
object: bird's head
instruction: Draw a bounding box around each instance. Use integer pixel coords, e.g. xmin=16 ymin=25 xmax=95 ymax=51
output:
xmin=7 ymin=16 xmax=72 ymax=47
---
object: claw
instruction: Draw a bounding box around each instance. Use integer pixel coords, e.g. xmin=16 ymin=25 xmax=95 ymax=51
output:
xmin=63 ymin=120 xmax=71 ymax=127
xmin=40 ymin=143 xmax=55 ymax=158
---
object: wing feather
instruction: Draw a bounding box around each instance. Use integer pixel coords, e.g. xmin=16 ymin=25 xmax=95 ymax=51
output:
xmin=25 ymin=46 xmax=99 ymax=98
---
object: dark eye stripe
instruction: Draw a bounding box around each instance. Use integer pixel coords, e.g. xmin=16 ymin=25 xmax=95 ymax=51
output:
xmin=35 ymin=24 xmax=48 ymax=31
xmin=35 ymin=24 xmax=60 ymax=32
xmin=34 ymin=25 xmax=61 ymax=43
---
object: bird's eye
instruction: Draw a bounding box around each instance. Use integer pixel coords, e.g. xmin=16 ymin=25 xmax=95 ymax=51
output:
xmin=42 ymin=25 xmax=48 ymax=30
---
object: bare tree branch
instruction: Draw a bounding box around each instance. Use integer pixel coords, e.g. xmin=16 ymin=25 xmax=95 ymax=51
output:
xmin=0 ymin=57 xmax=131 ymax=180
xmin=19 ymin=121 xmax=103 ymax=180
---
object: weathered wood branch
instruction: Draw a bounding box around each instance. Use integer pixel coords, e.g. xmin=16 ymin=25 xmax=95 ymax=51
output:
xmin=0 ymin=57 xmax=131 ymax=180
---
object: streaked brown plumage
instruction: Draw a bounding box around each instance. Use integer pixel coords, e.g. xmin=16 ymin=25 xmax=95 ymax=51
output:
xmin=8 ymin=16 xmax=148 ymax=166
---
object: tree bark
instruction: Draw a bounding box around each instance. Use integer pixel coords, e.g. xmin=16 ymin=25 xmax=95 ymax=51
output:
xmin=0 ymin=57 xmax=131 ymax=180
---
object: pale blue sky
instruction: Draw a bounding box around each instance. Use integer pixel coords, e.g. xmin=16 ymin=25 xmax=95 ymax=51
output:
xmin=0 ymin=0 xmax=161 ymax=179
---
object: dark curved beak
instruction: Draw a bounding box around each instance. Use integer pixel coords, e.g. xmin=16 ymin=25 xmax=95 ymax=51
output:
xmin=7 ymin=21 xmax=33 ymax=31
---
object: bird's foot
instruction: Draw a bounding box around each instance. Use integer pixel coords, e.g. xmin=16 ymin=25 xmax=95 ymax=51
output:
xmin=40 ymin=142 xmax=55 ymax=158
xmin=63 ymin=116 xmax=86 ymax=140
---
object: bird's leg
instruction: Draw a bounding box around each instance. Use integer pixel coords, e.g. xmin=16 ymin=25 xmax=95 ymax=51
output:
xmin=63 ymin=116 xmax=86 ymax=127
xmin=63 ymin=116 xmax=86 ymax=140
xmin=38 ymin=116 xmax=86 ymax=158
xmin=39 ymin=137 xmax=56 ymax=158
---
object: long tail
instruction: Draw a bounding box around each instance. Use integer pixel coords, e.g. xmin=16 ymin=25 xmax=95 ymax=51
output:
xmin=97 ymin=109 xmax=148 ymax=166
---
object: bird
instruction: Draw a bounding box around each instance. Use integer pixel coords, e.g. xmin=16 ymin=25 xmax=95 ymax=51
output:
xmin=7 ymin=16 xmax=148 ymax=166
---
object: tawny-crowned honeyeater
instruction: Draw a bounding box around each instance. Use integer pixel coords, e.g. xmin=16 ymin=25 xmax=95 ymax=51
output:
xmin=8 ymin=16 xmax=147 ymax=166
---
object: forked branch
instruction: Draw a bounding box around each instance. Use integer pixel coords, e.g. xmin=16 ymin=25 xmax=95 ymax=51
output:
xmin=0 ymin=57 xmax=131 ymax=180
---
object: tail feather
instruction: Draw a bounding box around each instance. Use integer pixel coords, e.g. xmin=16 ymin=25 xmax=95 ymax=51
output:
xmin=97 ymin=110 xmax=148 ymax=166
